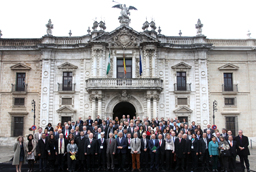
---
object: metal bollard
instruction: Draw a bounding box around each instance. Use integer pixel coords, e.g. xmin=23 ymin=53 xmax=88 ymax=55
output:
xmin=250 ymin=139 xmax=252 ymax=149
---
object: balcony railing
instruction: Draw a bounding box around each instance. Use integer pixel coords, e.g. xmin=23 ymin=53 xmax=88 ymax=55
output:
xmin=222 ymin=84 xmax=238 ymax=94
xmin=86 ymin=78 xmax=163 ymax=90
xmin=11 ymin=84 xmax=27 ymax=94
xmin=174 ymin=83 xmax=191 ymax=94
xmin=58 ymin=83 xmax=76 ymax=93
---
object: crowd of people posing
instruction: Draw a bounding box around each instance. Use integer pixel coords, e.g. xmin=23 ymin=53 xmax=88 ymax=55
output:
xmin=12 ymin=115 xmax=251 ymax=172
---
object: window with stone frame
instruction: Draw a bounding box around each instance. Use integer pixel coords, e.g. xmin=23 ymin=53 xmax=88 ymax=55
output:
xmin=225 ymin=98 xmax=235 ymax=105
xmin=14 ymin=98 xmax=25 ymax=106
xmin=177 ymin=98 xmax=187 ymax=105
xmin=62 ymin=98 xmax=72 ymax=105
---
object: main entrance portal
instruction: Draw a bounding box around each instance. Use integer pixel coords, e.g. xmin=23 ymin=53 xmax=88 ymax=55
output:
xmin=113 ymin=102 xmax=136 ymax=120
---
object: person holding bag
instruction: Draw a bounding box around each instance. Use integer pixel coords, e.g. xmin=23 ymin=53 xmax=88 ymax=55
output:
xmin=67 ymin=139 xmax=78 ymax=172
xmin=25 ymin=134 xmax=36 ymax=172
xmin=219 ymin=136 xmax=230 ymax=172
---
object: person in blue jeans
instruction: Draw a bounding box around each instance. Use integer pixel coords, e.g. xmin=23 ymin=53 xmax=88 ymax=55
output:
xmin=209 ymin=136 xmax=219 ymax=171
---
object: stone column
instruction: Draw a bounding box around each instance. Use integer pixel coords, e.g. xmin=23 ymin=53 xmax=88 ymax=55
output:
xmin=98 ymin=96 xmax=102 ymax=118
xmin=93 ymin=56 xmax=97 ymax=77
xmin=113 ymin=55 xmax=117 ymax=78
xmin=99 ymin=55 xmax=103 ymax=77
xmin=153 ymin=94 xmax=159 ymax=119
xmin=145 ymin=51 xmax=150 ymax=77
xmin=147 ymin=96 xmax=151 ymax=120
xmin=91 ymin=96 xmax=96 ymax=120
xmin=152 ymin=51 xmax=156 ymax=77
xmin=132 ymin=53 xmax=136 ymax=78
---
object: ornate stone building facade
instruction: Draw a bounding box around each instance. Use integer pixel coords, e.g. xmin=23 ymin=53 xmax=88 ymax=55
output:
xmin=0 ymin=12 xmax=256 ymax=138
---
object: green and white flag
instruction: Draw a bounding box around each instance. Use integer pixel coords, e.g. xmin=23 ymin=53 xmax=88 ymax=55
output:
xmin=106 ymin=49 xmax=111 ymax=75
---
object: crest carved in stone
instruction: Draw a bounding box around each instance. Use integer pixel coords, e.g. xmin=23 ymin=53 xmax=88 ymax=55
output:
xmin=113 ymin=28 xmax=138 ymax=48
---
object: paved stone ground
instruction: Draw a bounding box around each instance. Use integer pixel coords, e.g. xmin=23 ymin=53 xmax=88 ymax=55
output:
xmin=0 ymin=146 xmax=255 ymax=171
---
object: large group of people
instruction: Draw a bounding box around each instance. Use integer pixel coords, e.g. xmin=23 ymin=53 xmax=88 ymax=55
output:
xmin=12 ymin=115 xmax=251 ymax=172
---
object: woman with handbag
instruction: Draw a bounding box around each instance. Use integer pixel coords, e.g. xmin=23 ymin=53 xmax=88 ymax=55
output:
xmin=13 ymin=136 xmax=25 ymax=172
xmin=218 ymin=136 xmax=230 ymax=172
xmin=67 ymin=138 xmax=78 ymax=172
xmin=209 ymin=136 xmax=219 ymax=172
xmin=25 ymin=134 xmax=36 ymax=172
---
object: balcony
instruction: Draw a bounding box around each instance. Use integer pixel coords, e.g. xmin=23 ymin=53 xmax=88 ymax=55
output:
xmin=11 ymin=84 xmax=27 ymax=95
xmin=174 ymin=83 xmax=191 ymax=94
xmin=222 ymin=84 xmax=238 ymax=95
xmin=86 ymin=78 xmax=163 ymax=91
xmin=58 ymin=83 xmax=76 ymax=94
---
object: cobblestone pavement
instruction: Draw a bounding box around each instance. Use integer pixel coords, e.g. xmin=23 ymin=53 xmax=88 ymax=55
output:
xmin=0 ymin=146 xmax=255 ymax=171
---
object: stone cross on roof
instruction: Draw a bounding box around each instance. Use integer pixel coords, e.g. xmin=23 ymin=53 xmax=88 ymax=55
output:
xmin=0 ymin=30 xmax=2 ymax=38
xmin=69 ymin=30 xmax=72 ymax=37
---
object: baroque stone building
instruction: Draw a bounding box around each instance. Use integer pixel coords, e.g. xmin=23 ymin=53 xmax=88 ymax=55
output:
xmin=0 ymin=13 xmax=256 ymax=138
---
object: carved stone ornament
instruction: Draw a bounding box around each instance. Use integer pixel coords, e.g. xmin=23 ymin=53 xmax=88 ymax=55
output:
xmin=218 ymin=63 xmax=239 ymax=71
xmin=171 ymin=62 xmax=192 ymax=69
xmin=58 ymin=62 xmax=78 ymax=70
xmin=56 ymin=106 xmax=76 ymax=113
xmin=118 ymin=90 xmax=131 ymax=101
xmin=113 ymin=28 xmax=138 ymax=48
xmin=10 ymin=63 xmax=31 ymax=70
xmin=173 ymin=106 xmax=193 ymax=113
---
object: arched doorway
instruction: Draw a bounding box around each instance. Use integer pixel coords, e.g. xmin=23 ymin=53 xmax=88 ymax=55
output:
xmin=113 ymin=102 xmax=136 ymax=120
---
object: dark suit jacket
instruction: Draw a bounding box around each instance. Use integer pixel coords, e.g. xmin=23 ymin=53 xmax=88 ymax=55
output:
xmin=84 ymin=139 xmax=97 ymax=155
xmin=140 ymin=138 xmax=149 ymax=152
xmin=116 ymin=137 xmax=128 ymax=154
xmin=37 ymin=138 xmax=48 ymax=158
xmin=190 ymin=139 xmax=200 ymax=153
xmin=235 ymin=135 xmax=250 ymax=156
xmin=184 ymin=139 xmax=191 ymax=153
xmin=228 ymin=140 xmax=237 ymax=157
xmin=174 ymin=138 xmax=186 ymax=158
xmin=157 ymin=139 xmax=165 ymax=154
xmin=97 ymin=138 xmax=107 ymax=154
xmin=204 ymin=128 xmax=214 ymax=134
xmin=95 ymin=118 xmax=102 ymax=126
xmin=128 ymin=127 xmax=135 ymax=137
xmin=87 ymin=119 xmax=93 ymax=126
xmin=199 ymin=138 xmax=210 ymax=153
xmin=148 ymin=139 xmax=160 ymax=154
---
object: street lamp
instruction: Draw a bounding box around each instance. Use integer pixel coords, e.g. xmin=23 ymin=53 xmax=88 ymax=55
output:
xmin=213 ymin=100 xmax=217 ymax=125
xmin=31 ymin=100 xmax=36 ymax=134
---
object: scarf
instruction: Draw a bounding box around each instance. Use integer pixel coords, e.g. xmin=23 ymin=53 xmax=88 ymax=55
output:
xmin=58 ymin=138 xmax=65 ymax=154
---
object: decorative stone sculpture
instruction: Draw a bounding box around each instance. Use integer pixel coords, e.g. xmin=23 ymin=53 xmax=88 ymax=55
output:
xmin=0 ymin=30 xmax=2 ymax=38
xmin=69 ymin=30 xmax=72 ymax=37
xmin=99 ymin=21 xmax=106 ymax=31
xmin=158 ymin=27 xmax=162 ymax=34
xmin=247 ymin=30 xmax=251 ymax=38
xmin=142 ymin=21 xmax=149 ymax=31
xmin=112 ymin=4 xmax=137 ymax=26
xmin=92 ymin=21 xmax=98 ymax=31
xmin=46 ymin=19 xmax=53 ymax=36
xmin=195 ymin=19 xmax=203 ymax=36
xmin=87 ymin=27 xmax=91 ymax=34
xmin=150 ymin=21 xmax=156 ymax=31
xmin=179 ymin=30 xmax=182 ymax=36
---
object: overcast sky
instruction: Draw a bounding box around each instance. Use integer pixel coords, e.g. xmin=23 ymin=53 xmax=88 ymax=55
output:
xmin=0 ymin=0 xmax=255 ymax=39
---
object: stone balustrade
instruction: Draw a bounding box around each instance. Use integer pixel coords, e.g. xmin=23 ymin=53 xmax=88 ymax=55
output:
xmin=206 ymin=39 xmax=252 ymax=46
xmin=86 ymin=78 xmax=163 ymax=90
xmin=0 ymin=39 xmax=41 ymax=46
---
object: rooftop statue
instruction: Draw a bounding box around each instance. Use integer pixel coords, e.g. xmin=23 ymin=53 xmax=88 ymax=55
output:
xmin=112 ymin=4 xmax=137 ymax=26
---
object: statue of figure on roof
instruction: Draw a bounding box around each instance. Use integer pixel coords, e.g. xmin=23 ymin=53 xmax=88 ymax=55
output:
xmin=46 ymin=19 xmax=53 ymax=36
xmin=112 ymin=4 xmax=137 ymax=26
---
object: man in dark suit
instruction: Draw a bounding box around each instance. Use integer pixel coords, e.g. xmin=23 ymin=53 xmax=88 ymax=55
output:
xmin=199 ymin=133 xmax=210 ymax=171
xmin=106 ymin=123 xmax=114 ymax=139
xmin=101 ymin=121 xmax=107 ymax=134
xmin=148 ymin=134 xmax=160 ymax=171
xmin=235 ymin=130 xmax=250 ymax=171
xmin=116 ymin=132 xmax=128 ymax=171
xmin=183 ymin=134 xmax=191 ymax=170
xmin=55 ymin=133 xmax=68 ymax=171
xmin=37 ymin=133 xmax=48 ymax=172
xmin=87 ymin=116 xmax=93 ymax=127
xmin=95 ymin=115 xmax=102 ymax=126
xmin=106 ymin=133 xmax=116 ymax=171
xmin=128 ymin=123 xmax=135 ymax=138
xmin=203 ymin=124 xmax=214 ymax=134
xmin=76 ymin=131 xmax=86 ymax=171
xmin=174 ymin=133 xmax=186 ymax=171
xmin=126 ymin=133 xmax=132 ymax=170
xmin=84 ymin=133 xmax=98 ymax=171
xmin=140 ymin=133 xmax=149 ymax=171
xmin=228 ymin=135 xmax=237 ymax=172
xmin=157 ymin=134 xmax=166 ymax=171
xmin=97 ymin=132 xmax=107 ymax=170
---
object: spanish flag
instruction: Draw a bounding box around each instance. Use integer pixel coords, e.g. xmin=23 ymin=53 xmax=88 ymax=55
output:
xmin=123 ymin=53 xmax=126 ymax=75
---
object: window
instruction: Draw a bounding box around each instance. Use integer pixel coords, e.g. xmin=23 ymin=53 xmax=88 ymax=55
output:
xmin=16 ymin=73 xmax=26 ymax=91
xmin=14 ymin=98 xmax=25 ymax=106
xmin=117 ymin=59 xmax=132 ymax=79
xmin=224 ymin=73 xmax=233 ymax=91
xmin=225 ymin=98 xmax=235 ymax=105
xmin=62 ymin=98 xmax=72 ymax=105
xmin=13 ymin=117 xmax=24 ymax=137
xmin=177 ymin=98 xmax=187 ymax=105
xmin=63 ymin=72 xmax=72 ymax=90
xmin=177 ymin=72 xmax=186 ymax=90
xmin=62 ymin=116 xmax=71 ymax=126
xmin=226 ymin=117 xmax=237 ymax=136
